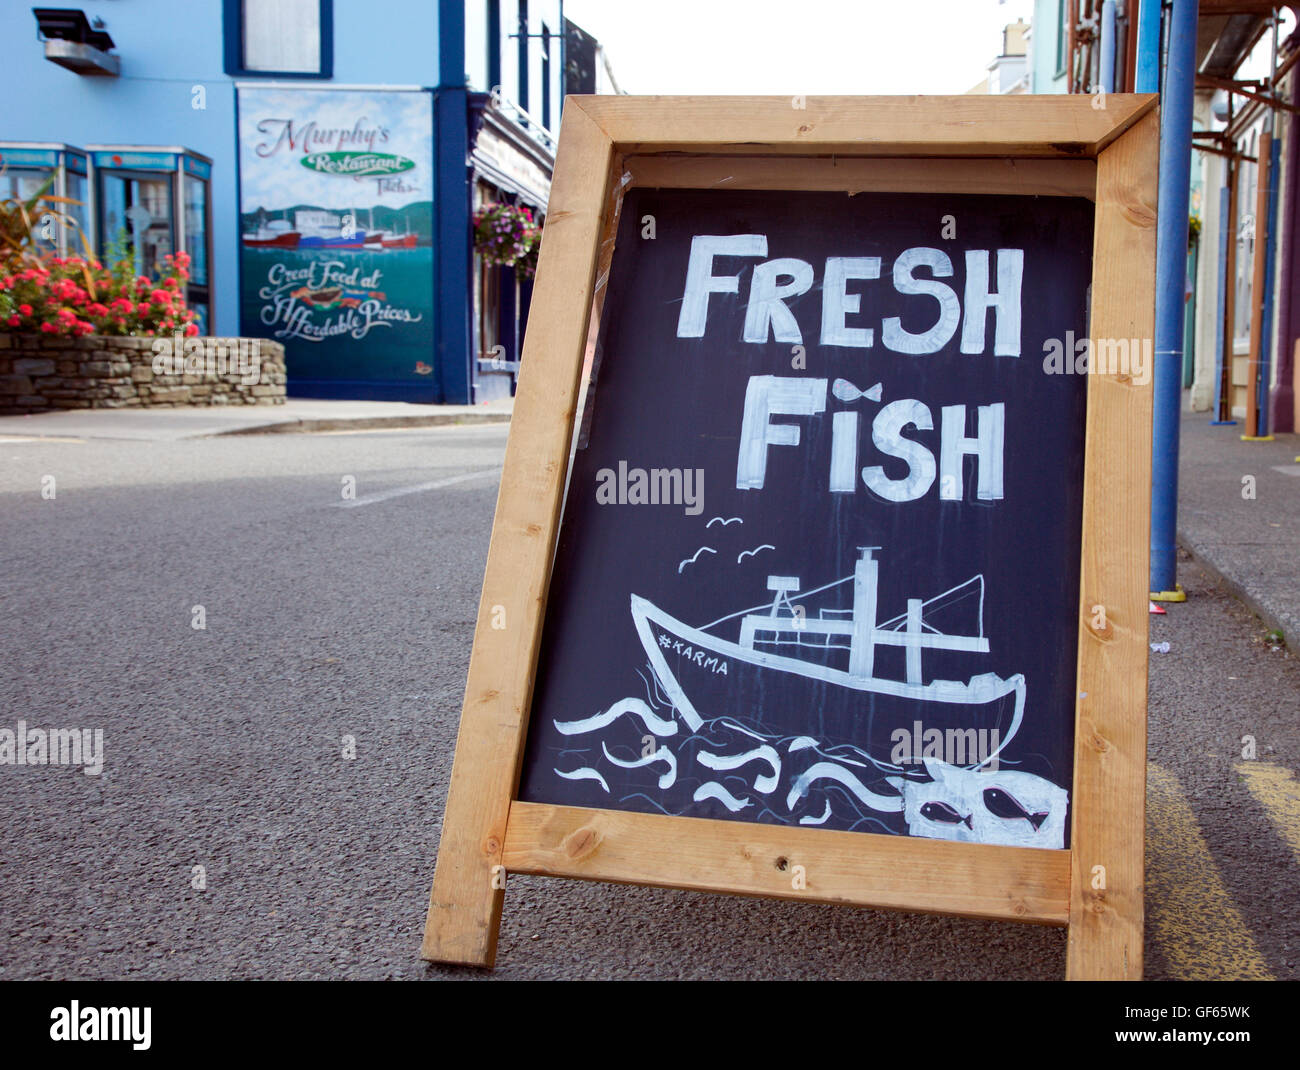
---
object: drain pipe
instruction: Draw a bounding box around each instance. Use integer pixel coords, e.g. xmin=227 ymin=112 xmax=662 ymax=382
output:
xmin=1134 ymin=0 xmax=1162 ymax=93
xmin=1100 ymin=1 xmax=1118 ymax=92
xmin=1149 ymin=0 xmax=1199 ymax=601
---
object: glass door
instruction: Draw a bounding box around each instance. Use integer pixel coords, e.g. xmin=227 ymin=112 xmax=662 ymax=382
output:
xmin=98 ymin=170 xmax=174 ymax=276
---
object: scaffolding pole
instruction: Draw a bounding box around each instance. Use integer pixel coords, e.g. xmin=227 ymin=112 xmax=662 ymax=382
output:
xmin=1150 ymin=0 xmax=1200 ymax=600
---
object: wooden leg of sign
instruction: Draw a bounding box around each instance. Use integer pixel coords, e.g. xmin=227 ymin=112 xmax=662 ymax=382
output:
xmin=1066 ymin=107 xmax=1158 ymax=981
xmin=421 ymin=101 xmax=616 ymax=967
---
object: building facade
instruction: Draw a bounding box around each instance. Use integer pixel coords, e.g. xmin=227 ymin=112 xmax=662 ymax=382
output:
xmin=1024 ymin=2 xmax=1297 ymax=433
xmin=2 ymin=0 xmax=581 ymax=403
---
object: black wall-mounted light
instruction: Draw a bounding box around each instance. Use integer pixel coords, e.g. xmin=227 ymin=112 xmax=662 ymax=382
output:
xmin=33 ymin=7 xmax=116 ymax=53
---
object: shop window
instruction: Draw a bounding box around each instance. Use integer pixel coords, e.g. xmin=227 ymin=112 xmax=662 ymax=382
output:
xmin=0 ymin=143 xmax=91 ymax=256
xmin=224 ymin=0 xmax=333 ymax=78
xmin=90 ymin=148 xmax=213 ymax=334
xmin=182 ymin=159 xmax=213 ymax=334
xmin=65 ymin=161 xmax=89 ymax=243
xmin=1 ymin=167 xmax=59 ymax=255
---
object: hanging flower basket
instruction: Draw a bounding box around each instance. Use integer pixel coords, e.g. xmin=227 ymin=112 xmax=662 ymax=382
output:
xmin=473 ymin=201 xmax=540 ymax=277
xmin=513 ymin=235 xmax=540 ymax=281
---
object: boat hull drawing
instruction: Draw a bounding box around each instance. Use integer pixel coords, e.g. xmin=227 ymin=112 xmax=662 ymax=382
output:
xmin=631 ymin=593 xmax=1025 ymax=760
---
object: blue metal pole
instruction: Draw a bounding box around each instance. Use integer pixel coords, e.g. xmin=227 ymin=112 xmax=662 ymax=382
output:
xmin=1150 ymin=0 xmax=1199 ymax=598
xmin=1257 ymin=135 xmax=1282 ymax=436
xmin=1134 ymin=0 xmax=1163 ymax=93
xmin=1100 ymin=1 xmax=1117 ymax=93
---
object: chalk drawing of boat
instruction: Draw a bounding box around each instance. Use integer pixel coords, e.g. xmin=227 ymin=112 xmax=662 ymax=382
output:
xmin=630 ymin=548 xmax=1025 ymax=757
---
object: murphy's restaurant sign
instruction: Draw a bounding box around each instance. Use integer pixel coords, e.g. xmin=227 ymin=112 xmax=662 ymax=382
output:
xmin=237 ymin=87 xmax=435 ymax=394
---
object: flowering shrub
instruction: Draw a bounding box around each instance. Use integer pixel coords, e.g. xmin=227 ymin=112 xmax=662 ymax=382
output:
xmin=473 ymin=201 xmax=540 ymax=279
xmin=0 ymin=251 xmax=197 ymax=338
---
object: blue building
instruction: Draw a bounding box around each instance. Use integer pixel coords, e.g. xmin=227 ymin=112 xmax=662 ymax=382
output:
xmin=1 ymin=1 xmax=580 ymax=403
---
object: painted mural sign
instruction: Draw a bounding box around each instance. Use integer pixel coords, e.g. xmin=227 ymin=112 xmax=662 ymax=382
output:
xmin=516 ymin=189 xmax=1094 ymax=850
xmin=237 ymin=87 xmax=434 ymax=392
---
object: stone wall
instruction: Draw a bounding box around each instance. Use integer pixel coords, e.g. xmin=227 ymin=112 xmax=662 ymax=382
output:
xmin=0 ymin=335 xmax=287 ymax=414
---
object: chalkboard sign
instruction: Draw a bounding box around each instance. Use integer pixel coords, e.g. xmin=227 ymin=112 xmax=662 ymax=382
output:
xmin=518 ymin=187 xmax=1091 ymax=847
xmin=423 ymin=96 xmax=1158 ymax=980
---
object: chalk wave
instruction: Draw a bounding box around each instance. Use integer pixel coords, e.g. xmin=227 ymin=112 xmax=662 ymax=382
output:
xmin=693 ymin=781 xmax=753 ymax=812
xmin=554 ymin=766 xmax=610 ymax=792
xmin=696 ymin=744 xmax=780 ymax=794
xmin=554 ymin=697 xmax=678 ymax=737
xmin=786 ymin=762 xmax=904 ymax=814
xmin=602 ymin=741 xmax=677 ymax=789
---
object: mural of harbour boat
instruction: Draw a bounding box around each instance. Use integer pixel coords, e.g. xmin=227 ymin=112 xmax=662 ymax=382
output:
xmin=242 ymin=215 xmax=300 ymax=248
xmin=630 ymin=548 xmax=1025 ymax=760
xmin=361 ymin=208 xmax=420 ymax=250
xmin=295 ymin=208 xmax=367 ymax=249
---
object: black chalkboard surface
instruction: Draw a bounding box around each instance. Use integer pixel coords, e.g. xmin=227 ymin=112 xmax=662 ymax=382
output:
xmin=517 ymin=188 xmax=1093 ymax=850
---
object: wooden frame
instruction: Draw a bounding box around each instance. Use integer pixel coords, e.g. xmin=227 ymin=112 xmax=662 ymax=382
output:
xmin=422 ymin=96 xmax=1158 ymax=980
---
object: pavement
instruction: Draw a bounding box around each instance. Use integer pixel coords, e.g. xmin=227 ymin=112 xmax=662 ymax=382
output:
xmin=1177 ymin=401 xmax=1300 ymax=644
xmin=0 ymin=396 xmax=513 ymax=442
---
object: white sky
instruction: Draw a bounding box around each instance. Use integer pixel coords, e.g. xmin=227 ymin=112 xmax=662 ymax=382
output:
xmin=563 ymin=0 xmax=1033 ymax=95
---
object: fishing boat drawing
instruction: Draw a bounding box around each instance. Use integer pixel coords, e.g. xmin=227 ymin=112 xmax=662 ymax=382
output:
xmin=630 ymin=547 xmax=1025 ymax=760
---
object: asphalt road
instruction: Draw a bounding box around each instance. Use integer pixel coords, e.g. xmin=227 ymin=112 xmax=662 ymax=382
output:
xmin=0 ymin=423 xmax=1295 ymax=980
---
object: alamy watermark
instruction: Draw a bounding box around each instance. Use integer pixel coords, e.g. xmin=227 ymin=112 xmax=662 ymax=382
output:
xmin=1042 ymin=331 xmax=1152 ymax=386
xmin=0 ymin=721 xmax=103 ymax=775
xmin=150 ymin=332 xmax=263 ymax=385
xmin=50 ymin=1001 xmax=150 ymax=1050
xmin=890 ymin=720 xmax=1000 ymax=771
xmin=595 ymin=461 xmax=704 ymax=516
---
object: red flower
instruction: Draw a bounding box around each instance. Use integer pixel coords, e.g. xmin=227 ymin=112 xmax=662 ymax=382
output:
xmin=5 ymin=315 xmax=19 ymax=327
xmin=137 ymin=302 xmax=151 ymax=315
xmin=150 ymin=289 xmax=173 ymax=305
xmin=86 ymin=302 xmax=109 ymax=317
xmin=39 ymin=322 xmax=58 ymax=333
xmin=17 ymin=304 xmax=32 ymax=315
xmin=184 ymin=323 xmax=199 ymax=337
